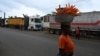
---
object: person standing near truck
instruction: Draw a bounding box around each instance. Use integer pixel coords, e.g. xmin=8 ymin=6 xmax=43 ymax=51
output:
xmin=75 ymin=27 xmax=80 ymax=40
xmin=58 ymin=25 xmax=75 ymax=56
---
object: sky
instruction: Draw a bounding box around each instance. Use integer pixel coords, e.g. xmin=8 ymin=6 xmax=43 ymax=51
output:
xmin=0 ymin=0 xmax=100 ymax=18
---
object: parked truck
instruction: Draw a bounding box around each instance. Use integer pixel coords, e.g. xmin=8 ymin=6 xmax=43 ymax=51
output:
xmin=5 ymin=15 xmax=42 ymax=30
xmin=42 ymin=11 xmax=100 ymax=36
xmin=0 ymin=17 xmax=5 ymax=27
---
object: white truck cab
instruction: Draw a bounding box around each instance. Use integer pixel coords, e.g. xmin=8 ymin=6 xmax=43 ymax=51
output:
xmin=28 ymin=15 xmax=42 ymax=30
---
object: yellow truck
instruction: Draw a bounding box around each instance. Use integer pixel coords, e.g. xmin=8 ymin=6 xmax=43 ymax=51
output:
xmin=6 ymin=15 xmax=42 ymax=30
xmin=8 ymin=17 xmax=24 ymax=26
xmin=7 ymin=17 xmax=27 ymax=30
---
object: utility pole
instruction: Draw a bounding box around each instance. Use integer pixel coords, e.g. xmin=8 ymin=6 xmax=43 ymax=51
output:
xmin=0 ymin=10 xmax=6 ymax=19
xmin=4 ymin=12 xmax=6 ymax=19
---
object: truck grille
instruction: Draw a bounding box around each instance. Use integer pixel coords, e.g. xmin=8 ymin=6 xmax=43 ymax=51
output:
xmin=35 ymin=25 xmax=41 ymax=28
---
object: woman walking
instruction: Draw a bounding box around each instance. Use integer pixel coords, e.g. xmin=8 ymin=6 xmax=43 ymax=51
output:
xmin=58 ymin=25 xmax=75 ymax=56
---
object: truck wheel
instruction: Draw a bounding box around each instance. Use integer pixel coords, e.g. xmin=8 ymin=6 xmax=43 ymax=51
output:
xmin=22 ymin=27 xmax=25 ymax=30
xmin=49 ymin=29 xmax=54 ymax=34
xmin=55 ymin=30 xmax=60 ymax=35
xmin=81 ymin=31 xmax=87 ymax=38
xmin=20 ymin=26 xmax=25 ymax=30
xmin=31 ymin=27 xmax=34 ymax=31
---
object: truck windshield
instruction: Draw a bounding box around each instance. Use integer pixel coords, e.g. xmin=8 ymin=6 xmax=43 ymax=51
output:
xmin=35 ymin=18 xmax=41 ymax=23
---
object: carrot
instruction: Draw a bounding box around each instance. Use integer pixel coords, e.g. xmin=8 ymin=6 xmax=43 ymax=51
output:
xmin=55 ymin=3 xmax=80 ymax=16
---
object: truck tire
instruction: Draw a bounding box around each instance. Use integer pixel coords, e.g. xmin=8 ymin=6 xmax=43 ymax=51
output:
xmin=55 ymin=29 xmax=60 ymax=35
xmin=80 ymin=31 xmax=87 ymax=38
xmin=31 ymin=26 xmax=34 ymax=31
xmin=20 ymin=26 xmax=25 ymax=30
xmin=49 ymin=29 xmax=54 ymax=34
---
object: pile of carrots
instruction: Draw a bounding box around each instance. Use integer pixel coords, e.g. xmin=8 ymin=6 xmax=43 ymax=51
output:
xmin=56 ymin=4 xmax=80 ymax=16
